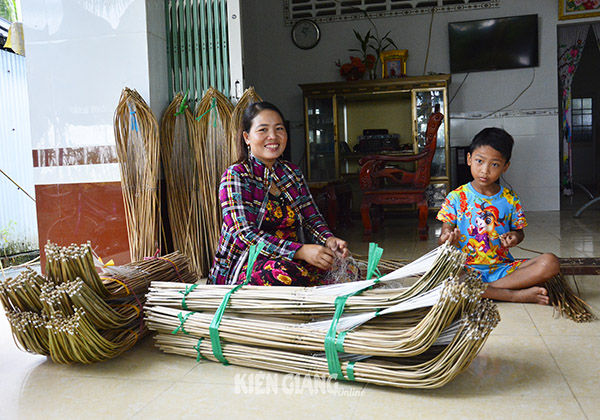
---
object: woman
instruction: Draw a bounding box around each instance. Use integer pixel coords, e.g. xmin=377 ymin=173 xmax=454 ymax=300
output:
xmin=208 ymin=101 xmax=354 ymax=285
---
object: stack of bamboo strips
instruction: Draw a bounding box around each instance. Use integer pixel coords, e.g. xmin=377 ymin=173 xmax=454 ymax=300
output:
xmin=357 ymin=257 xmax=594 ymax=323
xmin=159 ymin=87 xmax=264 ymax=276
xmin=146 ymin=245 xmax=464 ymax=316
xmin=160 ymin=93 xmax=208 ymax=275
xmin=545 ymin=274 xmax=594 ymax=322
xmin=194 ymin=88 xmax=234 ymax=264
xmin=145 ymin=244 xmax=501 ymax=388
xmin=229 ymin=87 xmax=262 ymax=160
xmin=114 ymin=88 xmax=161 ymax=262
xmin=0 ymin=241 xmax=196 ymax=363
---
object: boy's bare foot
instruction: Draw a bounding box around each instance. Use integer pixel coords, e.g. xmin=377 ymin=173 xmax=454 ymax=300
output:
xmin=512 ymin=286 xmax=549 ymax=305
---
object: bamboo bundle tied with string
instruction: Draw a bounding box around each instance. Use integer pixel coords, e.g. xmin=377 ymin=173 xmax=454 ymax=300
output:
xmin=194 ymin=88 xmax=235 ymax=265
xmin=146 ymin=244 xmax=465 ymax=316
xmin=160 ymin=93 xmax=209 ymax=275
xmin=0 ymin=241 xmax=196 ymax=363
xmin=152 ymin=297 xmax=499 ymax=389
xmin=114 ymin=88 xmax=161 ymax=262
xmin=357 ymin=255 xmax=594 ymax=323
xmin=229 ymin=87 xmax=262 ymax=159
xmin=144 ymin=244 xmax=501 ymax=388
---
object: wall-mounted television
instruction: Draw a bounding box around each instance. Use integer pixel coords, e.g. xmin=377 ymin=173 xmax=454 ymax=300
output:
xmin=448 ymin=14 xmax=539 ymax=73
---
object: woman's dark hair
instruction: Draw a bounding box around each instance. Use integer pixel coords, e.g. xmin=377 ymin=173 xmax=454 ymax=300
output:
xmin=469 ymin=127 xmax=514 ymax=162
xmin=236 ymin=101 xmax=287 ymax=163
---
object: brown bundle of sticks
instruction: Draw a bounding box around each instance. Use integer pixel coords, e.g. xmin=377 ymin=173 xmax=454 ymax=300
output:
xmin=145 ymin=244 xmax=501 ymax=389
xmin=229 ymin=87 xmax=262 ymax=160
xmin=194 ymin=88 xmax=234 ymax=265
xmin=114 ymin=88 xmax=161 ymax=262
xmin=160 ymin=93 xmax=208 ymax=275
xmin=545 ymin=274 xmax=594 ymax=322
xmin=0 ymin=241 xmax=196 ymax=363
xmin=361 ymin=256 xmax=594 ymax=323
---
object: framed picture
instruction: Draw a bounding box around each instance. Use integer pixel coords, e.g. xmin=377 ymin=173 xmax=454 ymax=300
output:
xmin=559 ymin=0 xmax=600 ymax=20
xmin=381 ymin=50 xmax=408 ymax=78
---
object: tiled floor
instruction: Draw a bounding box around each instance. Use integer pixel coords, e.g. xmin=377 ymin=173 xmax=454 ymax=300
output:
xmin=1 ymin=206 xmax=599 ymax=420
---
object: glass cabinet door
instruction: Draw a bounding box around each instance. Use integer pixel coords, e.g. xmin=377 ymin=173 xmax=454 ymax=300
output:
xmin=306 ymin=97 xmax=337 ymax=181
xmin=414 ymin=89 xmax=447 ymax=179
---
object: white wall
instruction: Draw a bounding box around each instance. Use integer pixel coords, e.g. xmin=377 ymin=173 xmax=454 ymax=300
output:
xmin=21 ymin=0 xmax=166 ymax=175
xmin=240 ymin=0 xmax=572 ymax=211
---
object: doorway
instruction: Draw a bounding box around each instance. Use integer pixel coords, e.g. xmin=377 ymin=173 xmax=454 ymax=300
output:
xmin=559 ymin=25 xmax=600 ymax=211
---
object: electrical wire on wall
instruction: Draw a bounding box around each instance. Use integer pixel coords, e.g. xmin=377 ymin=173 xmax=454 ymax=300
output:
xmin=423 ymin=8 xmax=436 ymax=76
xmin=449 ymin=72 xmax=470 ymax=105
xmin=455 ymin=68 xmax=537 ymax=120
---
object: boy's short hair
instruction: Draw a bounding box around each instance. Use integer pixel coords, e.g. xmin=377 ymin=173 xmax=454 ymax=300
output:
xmin=469 ymin=127 xmax=514 ymax=162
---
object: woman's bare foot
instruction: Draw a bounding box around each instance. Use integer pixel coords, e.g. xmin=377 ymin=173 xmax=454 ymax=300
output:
xmin=512 ymin=286 xmax=549 ymax=305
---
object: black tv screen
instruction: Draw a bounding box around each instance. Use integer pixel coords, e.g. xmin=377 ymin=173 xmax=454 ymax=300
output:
xmin=448 ymin=14 xmax=539 ymax=73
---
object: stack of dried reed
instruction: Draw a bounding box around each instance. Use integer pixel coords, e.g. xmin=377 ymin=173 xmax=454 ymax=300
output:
xmin=160 ymin=93 xmax=209 ymax=275
xmin=159 ymin=87 xmax=262 ymax=276
xmin=194 ymin=88 xmax=234 ymax=264
xmin=0 ymin=241 xmax=196 ymax=363
xmin=146 ymin=244 xmax=465 ymax=316
xmin=229 ymin=87 xmax=262 ymax=160
xmin=359 ymin=256 xmax=594 ymax=323
xmin=545 ymin=273 xmax=594 ymax=322
xmin=114 ymin=88 xmax=161 ymax=261
xmin=144 ymin=244 xmax=500 ymax=388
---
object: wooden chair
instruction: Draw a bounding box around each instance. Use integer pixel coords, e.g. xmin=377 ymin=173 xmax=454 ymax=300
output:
xmin=358 ymin=105 xmax=444 ymax=241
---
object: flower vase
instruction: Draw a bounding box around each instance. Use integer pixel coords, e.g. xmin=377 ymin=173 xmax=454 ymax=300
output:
xmin=345 ymin=69 xmax=364 ymax=81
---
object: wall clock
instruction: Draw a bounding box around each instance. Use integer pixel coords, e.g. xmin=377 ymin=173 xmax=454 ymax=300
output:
xmin=291 ymin=19 xmax=320 ymax=50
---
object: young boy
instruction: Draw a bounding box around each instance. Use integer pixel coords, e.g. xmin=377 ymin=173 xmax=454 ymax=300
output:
xmin=437 ymin=128 xmax=560 ymax=304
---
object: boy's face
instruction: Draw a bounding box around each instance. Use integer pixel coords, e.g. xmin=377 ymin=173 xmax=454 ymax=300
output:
xmin=467 ymin=145 xmax=510 ymax=193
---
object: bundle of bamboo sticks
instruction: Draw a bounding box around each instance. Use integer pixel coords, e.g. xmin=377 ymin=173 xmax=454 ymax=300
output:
xmin=114 ymin=88 xmax=161 ymax=262
xmin=545 ymin=273 xmax=594 ymax=322
xmin=357 ymin=256 xmax=594 ymax=323
xmin=144 ymin=244 xmax=501 ymax=388
xmin=160 ymin=93 xmax=208 ymax=275
xmin=160 ymin=88 xmax=259 ymax=276
xmin=229 ymin=87 xmax=262 ymax=160
xmin=194 ymin=88 xmax=234 ymax=264
xmin=0 ymin=241 xmax=196 ymax=363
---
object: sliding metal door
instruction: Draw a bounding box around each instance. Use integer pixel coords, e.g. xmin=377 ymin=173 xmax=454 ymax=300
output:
xmin=165 ymin=0 xmax=243 ymax=103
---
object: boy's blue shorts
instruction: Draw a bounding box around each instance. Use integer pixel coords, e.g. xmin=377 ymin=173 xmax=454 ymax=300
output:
xmin=469 ymin=261 xmax=524 ymax=283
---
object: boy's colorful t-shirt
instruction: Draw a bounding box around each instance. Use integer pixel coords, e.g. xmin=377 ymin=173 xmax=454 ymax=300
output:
xmin=436 ymin=183 xmax=527 ymax=282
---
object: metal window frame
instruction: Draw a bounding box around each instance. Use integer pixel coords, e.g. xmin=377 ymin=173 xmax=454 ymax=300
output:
xmin=284 ymin=0 xmax=500 ymax=26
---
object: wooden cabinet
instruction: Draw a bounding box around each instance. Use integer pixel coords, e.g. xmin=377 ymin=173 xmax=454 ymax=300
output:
xmin=300 ymin=74 xmax=451 ymax=209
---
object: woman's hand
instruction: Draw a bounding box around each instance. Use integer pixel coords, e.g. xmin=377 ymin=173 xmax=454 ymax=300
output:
xmin=294 ymin=244 xmax=335 ymax=270
xmin=325 ymin=236 xmax=349 ymax=258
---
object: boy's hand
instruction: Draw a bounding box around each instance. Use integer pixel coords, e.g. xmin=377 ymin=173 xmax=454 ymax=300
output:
xmin=439 ymin=225 xmax=461 ymax=247
xmin=499 ymin=231 xmax=522 ymax=248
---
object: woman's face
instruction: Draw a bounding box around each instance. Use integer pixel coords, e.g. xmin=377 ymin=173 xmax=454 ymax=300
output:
xmin=244 ymin=109 xmax=287 ymax=168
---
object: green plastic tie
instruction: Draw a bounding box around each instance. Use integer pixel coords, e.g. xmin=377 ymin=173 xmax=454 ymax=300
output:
xmin=194 ymin=338 xmax=207 ymax=362
xmin=244 ymin=242 xmax=265 ymax=283
xmin=347 ymin=361 xmax=356 ymax=381
xmin=179 ymin=283 xmax=198 ymax=310
xmin=172 ymin=311 xmax=193 ymax=335
xmin=209 ymin=242 xmax=265 ymax=365
xmin=366 ymin=242 xmax=384 ymax=280
xmin=196 ymin=97 xmax=218 ymax=127
xmin=324 ymin=295 xmax=348 ymax=380
xmin=175 ymin=90 xmax=189 ymax=116
xmin=335 ymin=330 xmax=348 ymax=353
xmin=324 ymin=280 xmax=377 ymax=380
